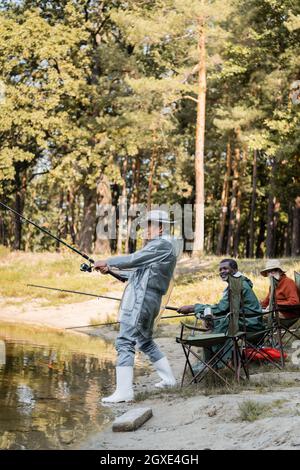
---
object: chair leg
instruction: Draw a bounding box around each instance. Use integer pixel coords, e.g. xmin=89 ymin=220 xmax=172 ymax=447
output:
xmin=281 ymin=327 xmax=300 ymax=347
xmin=275 ymin=324 xmax=285 ymax=368
xmin=237 ymin=339 xmax=249 ymax=380
xmin=244 ymin=330 xmax=271 ymax=368
xmin=232 ymin=339 xmax=240 ymax=382
xmin=180 ymin=344 xmax=194 ymax=387
xmin=186 ymin=346 xmax=230 ymax=386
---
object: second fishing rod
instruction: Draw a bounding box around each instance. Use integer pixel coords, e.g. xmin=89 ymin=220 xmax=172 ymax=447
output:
xmin=27 ymin=283 xmax=195 ymax=329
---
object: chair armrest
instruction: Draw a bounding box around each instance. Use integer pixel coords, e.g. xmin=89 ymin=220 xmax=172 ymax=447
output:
xmin=180 ymin=321 xmax=208 ymax=332
xmin=276 ymin=304 xmax=300 ymax=312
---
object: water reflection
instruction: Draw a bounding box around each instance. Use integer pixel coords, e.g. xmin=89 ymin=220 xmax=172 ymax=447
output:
xmin=0 ymin=337 xmax=116 ymax=449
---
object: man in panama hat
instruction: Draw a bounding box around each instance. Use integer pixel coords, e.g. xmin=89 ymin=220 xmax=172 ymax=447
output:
xmin=94 ymin=209 xmax=181 ymax=403
xmin=260 ymin=259 xmax=299 ymax=318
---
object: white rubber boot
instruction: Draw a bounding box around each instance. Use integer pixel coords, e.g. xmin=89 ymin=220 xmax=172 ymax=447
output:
xmin=102 ymin=366 xmax=134 ymax=403
xmin=153 ymin=357 xmax=176 ymax=388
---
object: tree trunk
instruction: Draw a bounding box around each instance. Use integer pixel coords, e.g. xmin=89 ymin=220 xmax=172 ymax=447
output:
xmin=233 ymin=181 xmax=242 ymax=257
xmin=292 ymin=196 xmax=300 ymax=256
xmin=266 ymin=160 xmax=276 ymax=258
xmin=127 ymin=156 xmax=139 ymax=253
xmin=226 ymin=146 xmax=240 ymax=255
xmin=193 ymin=14 xmax=206 ymax=255
xmin=233 ymin=146 xmax=245 ymax=257
xmin=94 ymin=173 xmax=112 ymax=254
xmin=117 ymin=158 xmax=127 ymax=254
xmin=256 ymin=217 xmax=266 ymax=258
xmin=216 ymin=140 xmax=231 ymax=255
xmin=0 ymin=214 xmax=5 ymax=246
xmin=13 ymin=165 xmax=26 ymax=250
xmin=147 ymin=136 xmax=157 ymax=211
xmin=79 ymin=187 xmax=96 ymax=254
xmin=266 ymin=194 xmax=275 ymax=258
xmin=249 ymin=149 xmax=258 ymax=258
xmin=128 ymin=156 xmax=141 ymax=253
xmin=283 ymin=203 xmax=292 ymax=256
xmin=273 ymin=198 xmax=280 ymax=256
xmin=56 ymin=190 xmax=65 ymax=252
xmin=67 ymin=189 xmax=77 ymax=245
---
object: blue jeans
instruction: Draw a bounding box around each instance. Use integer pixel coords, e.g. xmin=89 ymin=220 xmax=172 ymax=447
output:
xmin=116 ymin=322 xmax=164 ymax=367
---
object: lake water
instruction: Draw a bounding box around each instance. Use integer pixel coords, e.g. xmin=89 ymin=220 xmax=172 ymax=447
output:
xmin=0 ymin=331 xmax=119 ymax=450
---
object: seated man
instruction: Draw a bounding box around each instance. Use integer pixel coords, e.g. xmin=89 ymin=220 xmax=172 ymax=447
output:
xmin=260 ymin=260 xmax=300 ymax=319
xmin=178 ymin=259 xmax=263 ymax=370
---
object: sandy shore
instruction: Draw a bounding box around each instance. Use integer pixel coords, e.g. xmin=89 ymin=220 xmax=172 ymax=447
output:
xmin=1 ymin=299 xmax=300 ymax=450
xmin=79 ymin=325 xmax=300 ymax=450
xmin=0 ymin=293 xmax=120 ymax=329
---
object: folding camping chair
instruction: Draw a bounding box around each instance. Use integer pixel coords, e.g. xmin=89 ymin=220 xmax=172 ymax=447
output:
xmin=176 ymin=275 xmax=249 ymax=387
xmin=272 ymin=271 xmax=300 ymax=355
xmin=241 ymin=275 xmax=285 ymax=368
xmin=243 ymin=314 xmax=286 ymax=369
xmin=244 ymin=272 xmax=300 ymax=368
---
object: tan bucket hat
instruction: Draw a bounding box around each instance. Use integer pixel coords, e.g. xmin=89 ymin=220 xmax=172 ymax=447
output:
xmin=260 ymin=259 xmax=286 ymax=277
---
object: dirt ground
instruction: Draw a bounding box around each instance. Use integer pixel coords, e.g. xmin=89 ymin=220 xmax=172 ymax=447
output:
xmin=1 ymin=297 xmax=300 ymax=450
xmin=79 ymin=324 xmax=300 ymax=451
xmin=0 ymin=293 xmax=120 ymax=329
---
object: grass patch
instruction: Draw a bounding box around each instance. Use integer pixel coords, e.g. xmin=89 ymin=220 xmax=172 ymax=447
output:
xmin=238 ymin=400 xmax=271 ymax=422
xmin=238 ymin=399 xmax=286 ymax=422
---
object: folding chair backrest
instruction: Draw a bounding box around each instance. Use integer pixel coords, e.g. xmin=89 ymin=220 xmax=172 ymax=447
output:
xmin=268 ymin=275 xmax=279 ymax=326
xmin=228 ymin=275 xmax=243 ymax=336
xmin=295 ymin=272 xmax=300 ymax=298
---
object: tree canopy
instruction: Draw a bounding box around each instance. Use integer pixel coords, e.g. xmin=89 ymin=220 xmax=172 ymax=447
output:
xmin=0 ymin=0 xmax=299 ymax=257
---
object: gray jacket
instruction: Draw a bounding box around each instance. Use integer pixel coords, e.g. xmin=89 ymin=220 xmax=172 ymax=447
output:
xmin=107 ymin=236 xmax=179 ymax=337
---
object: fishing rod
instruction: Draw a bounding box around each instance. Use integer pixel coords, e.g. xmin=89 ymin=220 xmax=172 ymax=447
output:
xmin=65 ymin=313 xmax=196 ymax=330
xmin=0 ymin=201 xmax=126 ymax=283
xmin=27 ymin=283 xmax=195 ymax=330
xmin=27 ymin=283 xmax=179 ymax=311
xmin=27 ymin=283 xmax=122 ymax=302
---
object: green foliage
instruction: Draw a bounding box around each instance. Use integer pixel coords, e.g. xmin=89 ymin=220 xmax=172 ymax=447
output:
xmin=0 ymin=0 xmax=299 ymax=257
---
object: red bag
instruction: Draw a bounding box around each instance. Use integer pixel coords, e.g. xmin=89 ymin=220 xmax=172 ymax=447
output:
xmin=244 ymin=347 xmax=287 ymax=361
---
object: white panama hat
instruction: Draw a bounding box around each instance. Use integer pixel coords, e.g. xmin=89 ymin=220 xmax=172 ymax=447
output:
xmin=146 ymin=210 xmax=171 ymax=224
xmin=260 ymin=259 xmax=286 ymax=277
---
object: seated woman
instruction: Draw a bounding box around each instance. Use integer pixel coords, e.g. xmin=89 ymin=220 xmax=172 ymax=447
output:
xmin=260 ymin=260 xmax=300 ymax=319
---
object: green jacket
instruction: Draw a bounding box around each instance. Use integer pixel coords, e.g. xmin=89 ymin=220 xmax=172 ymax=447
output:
xmin=194 ymin=273 xmax=263 ymax=332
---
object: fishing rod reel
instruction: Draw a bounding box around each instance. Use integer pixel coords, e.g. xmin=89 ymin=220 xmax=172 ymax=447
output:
xmin=80 ymin=262 xmax=93 ymax=273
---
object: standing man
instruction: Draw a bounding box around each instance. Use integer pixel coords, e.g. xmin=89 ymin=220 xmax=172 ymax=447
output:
xmin=94 ymin=210 xmax=180 ymax=403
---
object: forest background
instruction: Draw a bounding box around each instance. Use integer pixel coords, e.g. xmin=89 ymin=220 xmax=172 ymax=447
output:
xmin=0 ymin=0 xmax=299 ymax=259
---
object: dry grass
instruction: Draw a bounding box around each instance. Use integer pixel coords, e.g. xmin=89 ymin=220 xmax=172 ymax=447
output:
xmin=238 ymin=399 xmax=286 ymax=422
xmin=0 ymin=248 xmax=299 ymax=309
xmin=171 ymin=256 xmax=300 ymax=309
xmin=238 ymin=400 xmax=271 ymax=422
xmin=0 ymin=247 xmax=120 ymax=306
